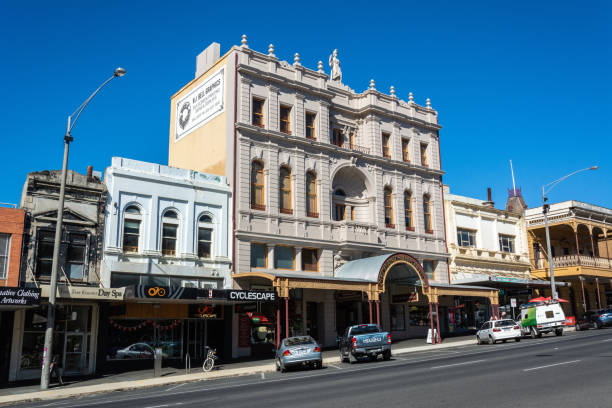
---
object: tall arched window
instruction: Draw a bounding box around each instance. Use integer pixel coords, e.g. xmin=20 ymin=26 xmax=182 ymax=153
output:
xmin=251 ymin=161 xmax=265 ymax=210
xmin=279 ymin=166 xmax=292 ymax=214
xmin=423 ymin=195 xmax=432 ymax=233
xmin=306 ymin=171 xmax=318 ymax=218
xmin=161 ymin=210 xmax=179 ymax=256
xmin=333 ymin=189 xmax=346 ymax=221
xmin=198 ymin=214 xmax=213 ymax=259
xmin=404 ymin=190 xmax=414 ymax=230
xmin=384 ymin=186 xmax=394 ymax=228
xmin=123 ymin=205 xmax=142 ymax=253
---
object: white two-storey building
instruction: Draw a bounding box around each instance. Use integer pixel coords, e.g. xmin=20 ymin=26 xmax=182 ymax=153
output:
xmin=100 ymin=157 xmax=235 ymax=366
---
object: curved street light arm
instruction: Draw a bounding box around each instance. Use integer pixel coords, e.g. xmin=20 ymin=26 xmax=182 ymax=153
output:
xmin=67 ymin=74 xmax=117 ymax=134
xmin=542 ymin=167 xmax=597 ymax=197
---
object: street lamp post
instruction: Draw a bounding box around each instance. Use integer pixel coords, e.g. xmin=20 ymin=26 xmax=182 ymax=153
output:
xmin=541 ymin=166 xmax=598 ymax=301
xmin=40 ymin=68 xmax=126 ymax=390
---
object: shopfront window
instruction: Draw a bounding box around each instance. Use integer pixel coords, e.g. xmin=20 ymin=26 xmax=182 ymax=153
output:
xmin=408 ymin=305 xmax=431 ymax=327
xmin=391 ymin=304 xmax=405 ymax=331
xmin=21 ymin=305 xmax=92 ymax=374
xmin=106 ymin=319 xmax=182 ymax=361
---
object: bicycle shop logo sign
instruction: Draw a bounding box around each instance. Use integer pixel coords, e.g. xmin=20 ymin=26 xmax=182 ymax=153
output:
xmin=0 ymin=287 xmax=41 ymax=306
xmin=174 ymin=66 xmax=225 ymax=142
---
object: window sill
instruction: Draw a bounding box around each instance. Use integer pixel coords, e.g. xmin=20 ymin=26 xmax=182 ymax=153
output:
xmin=386 ymin=224 xmax=395 ymax=229
xmin=425 ymin=230 xmax=434 ymax=234
xmin=251 ymin=204 xmax=266 ymax=211
xmin=383 ymin=155 xmax=391 ymax=159
xmin=405 ymin=226 xmax=415 ymax=231
xmin=307 ymin=212 xmax=319 ymax=218
xmin=280 ymin=208 xmax=293 ymax=215
xmin=281 ymin=130 xmax=292 ymax=136
xmin=252 ymin=123 xmax=265 ymax=129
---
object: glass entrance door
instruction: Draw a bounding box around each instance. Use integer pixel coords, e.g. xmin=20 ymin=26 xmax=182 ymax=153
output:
xmin=63 ymin=333 xmax=86 ymax=374
xmin=184 ymin=320 xmax=207 ymax=362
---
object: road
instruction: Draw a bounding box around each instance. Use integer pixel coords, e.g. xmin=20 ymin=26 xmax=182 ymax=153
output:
xmin=17 ymin=329 xmax=612 ymax=408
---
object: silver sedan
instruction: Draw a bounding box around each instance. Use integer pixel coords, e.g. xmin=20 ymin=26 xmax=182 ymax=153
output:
xmin=275 ymin=336 xmax=322 ymax=372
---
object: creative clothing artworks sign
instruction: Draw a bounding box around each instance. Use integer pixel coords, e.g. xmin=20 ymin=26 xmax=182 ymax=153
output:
xmin=174 ymin=66 xmax=225 ymax=142
xmin=0 ymin=287 xmax=41 ymax=306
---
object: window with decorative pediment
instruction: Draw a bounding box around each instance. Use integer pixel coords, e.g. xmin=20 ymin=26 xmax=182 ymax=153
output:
xmin=384 ymin=186 xmax=394 ymax=228
xmin=306 ymin=171 xmax=318 ymax=218
xmin=251 ymin=161 xmax=265 ymax=210
xmin=279 ymin=166 xmax=292 ymax=214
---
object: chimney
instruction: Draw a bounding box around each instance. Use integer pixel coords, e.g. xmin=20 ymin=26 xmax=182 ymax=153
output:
xmin=483 ymin=187 xmax=495 ymax=208
xmin=87 ymin=166 xmax=93 ymax=180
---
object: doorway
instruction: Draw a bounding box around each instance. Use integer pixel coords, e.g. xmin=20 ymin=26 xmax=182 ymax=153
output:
xmin=306 ymin=302 xmax=320 ymax=342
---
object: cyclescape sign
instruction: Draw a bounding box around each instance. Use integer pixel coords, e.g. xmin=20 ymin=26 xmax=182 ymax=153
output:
xmin=174 ymin=66 xmax=225 ymax=142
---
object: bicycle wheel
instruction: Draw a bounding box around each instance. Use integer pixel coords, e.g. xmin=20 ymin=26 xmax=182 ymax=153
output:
xmin=203 ymin=358 xmax=214 ymax=372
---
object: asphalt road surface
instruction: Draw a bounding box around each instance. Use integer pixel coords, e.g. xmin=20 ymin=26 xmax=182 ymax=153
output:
xmin=16 ymin=329 xmax=612 ymax=408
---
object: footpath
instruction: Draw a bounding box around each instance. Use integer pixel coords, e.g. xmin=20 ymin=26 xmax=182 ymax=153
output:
xmin=0 ymin=336 xmax=475 ymax=405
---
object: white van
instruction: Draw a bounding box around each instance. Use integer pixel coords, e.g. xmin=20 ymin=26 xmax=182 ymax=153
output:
xmin=519 ymin=301 xmax=566 ymax=338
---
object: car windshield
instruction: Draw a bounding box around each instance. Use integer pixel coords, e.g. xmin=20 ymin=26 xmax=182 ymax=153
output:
xmin=351 ymin=325 xmax=380 ymax=335
xmin=495 ymin=320 xmax=516 ymax=327
xmin=284 ymin=336 xmax=314 ymax=346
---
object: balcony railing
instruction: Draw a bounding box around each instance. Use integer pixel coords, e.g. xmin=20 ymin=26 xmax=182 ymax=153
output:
xmin=350 ymin=144 xmax=370 ymax=155
xmin=548 ymin=255 xmax=612 ymax=269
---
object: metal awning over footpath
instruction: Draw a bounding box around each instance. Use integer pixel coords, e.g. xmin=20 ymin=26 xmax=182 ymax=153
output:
xmin=452 ymin=275 xmax=571 ymax=290
xmin=234 ymin=253 xmax=499 ymax=304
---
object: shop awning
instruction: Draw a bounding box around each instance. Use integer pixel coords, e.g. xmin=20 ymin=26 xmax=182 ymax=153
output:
xmin=452 ymin=275 xmax=571 ymax=289
xmin=232 ymin=271 xmax=376 ymax=298
xmin=122 ymin=285 xmax=277 ymax=304
xmin=428 ymin=282 xmax=499 ymax=304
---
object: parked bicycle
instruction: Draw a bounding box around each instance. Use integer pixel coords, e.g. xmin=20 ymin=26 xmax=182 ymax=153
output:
xmin=202 ymin=347 xmax=218 ymax=372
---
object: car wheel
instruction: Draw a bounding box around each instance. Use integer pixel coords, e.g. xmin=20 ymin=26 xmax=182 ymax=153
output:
xmin=316 ymin=360 xmax=323 ymax=369
xmin=488 ymin=336 xmax=494 ymax=345
xmin=515 ymin=337 xmax=521 ymax=342
xmin=530 ymin=328 xmax=538 ymax=339
xmin=595 ymin=321 xmax=602 ymax=330
xmin=383 ymin=350 xmax=391 ymax=361
xmin=555 ymin=328 xmax=563 ymax=336
xmin=349 ymin=353 xmax=358 ymax=364
xmin=575 ymin=324 xmax=581 ymax=331
xmin=476 ymin=336 xmax=482 ymax=345
xmin=275 ymin=358 xmax=281 ymax=372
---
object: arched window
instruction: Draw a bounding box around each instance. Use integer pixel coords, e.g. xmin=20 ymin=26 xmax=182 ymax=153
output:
xmin=279 ymin=166 xmax=292 ymax=214
xmin=423 ymin=195 xmax=432 ymax=232
xmin=251 ymin=161 xmax=265 ymax=210
xmin=306 ymin=171 xmax=318 ymax=218
xmin=123 ymin=205 xmax=142 ymax=253
xmin=384 ymin=186 xmax=394 ymax=228
xmin=333 ymin=189 xmax=346 ymax=221
xmin=198 ymin=214 xmax=213 ymax=258
xmin=161 ymin=210 xmax=179 ymax=256
xmin=404 ymin=191 xmax=413 ymax=230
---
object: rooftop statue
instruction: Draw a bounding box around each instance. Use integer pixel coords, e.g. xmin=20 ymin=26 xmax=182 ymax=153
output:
xmin=329 ymin=49 xmax=342 ymax=82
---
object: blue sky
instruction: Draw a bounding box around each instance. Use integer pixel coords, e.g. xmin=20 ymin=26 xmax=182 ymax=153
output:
xmin=0 ymin=1 xmax=610 ymax=209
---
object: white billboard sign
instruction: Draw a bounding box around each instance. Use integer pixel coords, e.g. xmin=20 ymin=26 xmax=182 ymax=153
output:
xmin=174 ymin=66 xmax=225 ymax=142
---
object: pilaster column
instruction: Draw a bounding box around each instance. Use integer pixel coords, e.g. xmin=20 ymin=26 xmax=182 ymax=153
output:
xmin=267 ymin=244 xmax=275 ymax=269
xmin=294 ymin=94 xmax=305 ymax=138
xmin=267 ymin=85 xmax=279 ymax=132
xmin=596 ymin=278 xmax=602 ymax=309
xmin=295 ymin=247 xmax=303 ymax=272
xmin=588 ymin=225 xmax=596 ymax=257
xmin=240 ymin=76 xmax=252 ymax=124
xmin=318 ymin=101 xmax=330 ymax=143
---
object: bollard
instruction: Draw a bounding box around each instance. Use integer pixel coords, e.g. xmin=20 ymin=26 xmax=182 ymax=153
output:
xmin=154 ymin=348 xmax=163 ymax=377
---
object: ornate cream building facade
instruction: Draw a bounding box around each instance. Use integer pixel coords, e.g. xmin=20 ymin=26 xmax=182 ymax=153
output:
xmin=168 ymin=37 xmax=496 ymax=353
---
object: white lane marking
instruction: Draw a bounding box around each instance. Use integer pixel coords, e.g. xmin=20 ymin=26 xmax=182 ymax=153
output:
xmin=60 ymin=332 xmax=610 ymax=408
xmin=261 ymin=372 xmax=265 ymax=379
xmin=165 ymin=382 xmax=186 ymax=392
xmin=430 ymin=359 xmax=485 ymax=370
xmin=327 ymin=364 xmax=343 ymax=369
xmin=602 ymin=339 xmax=612 ymax=342
xmin=523 ymin=360 xmax=581 ymax=372
xmin=394 ymin=357 xmax=407 ymax=361
xmin=41 ymin=402 xmax=72 ymax=407
xmin=144 ymin=404 xmax=183 ymax=408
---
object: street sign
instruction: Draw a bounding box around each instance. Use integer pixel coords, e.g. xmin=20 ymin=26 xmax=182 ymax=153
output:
xmin=510 ymin=298 xmax=517 ymax=308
